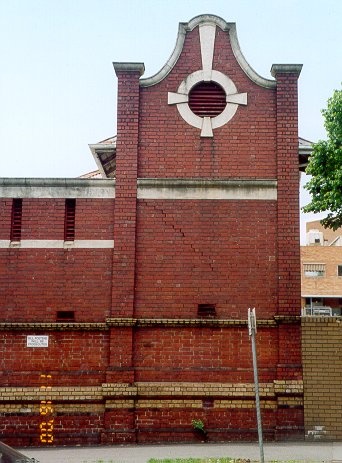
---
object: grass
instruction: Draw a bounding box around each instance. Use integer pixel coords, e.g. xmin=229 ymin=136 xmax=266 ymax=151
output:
xmin=148 ymin=459 xmax=246 ymax=463
xmin=82 ymin=459 xmax=321 ymax=463
xmin=147 ymin=460 xmax=319 ymax=463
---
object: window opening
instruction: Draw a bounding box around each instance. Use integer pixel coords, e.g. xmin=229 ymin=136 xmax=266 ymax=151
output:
xmin=64 ymin=199 xmax=76 ymax=241
xmin=303 ymin=263 xmax=325 ymax=277
xmin=10 ymin=198 xmax=23 ymax=241
xmin=338 ymin=265 xmax=342 ymax=277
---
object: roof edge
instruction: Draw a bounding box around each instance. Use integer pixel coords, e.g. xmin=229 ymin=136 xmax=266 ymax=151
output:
xmin=140 ymin=14 xmax=276 ymax=89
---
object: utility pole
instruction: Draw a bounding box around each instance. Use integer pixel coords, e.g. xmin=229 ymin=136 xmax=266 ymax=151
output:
xmin=248 ymin=307 xmax=264 ymax=463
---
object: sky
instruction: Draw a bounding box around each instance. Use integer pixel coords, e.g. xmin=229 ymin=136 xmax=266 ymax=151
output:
xmin=0 ymin=0 xmax=341 ymax=240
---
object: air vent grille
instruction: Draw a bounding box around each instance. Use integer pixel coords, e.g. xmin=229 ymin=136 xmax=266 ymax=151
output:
xmin=189 ymin=82 xmax=226 ymax=117
xmin=10 ymin=198 xmax=22 ymax=241
xmin=64 ymin=199 xmax=76 ymax=241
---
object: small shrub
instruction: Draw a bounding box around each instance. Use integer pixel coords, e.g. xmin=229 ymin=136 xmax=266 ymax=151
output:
xmin=191 ymin=419 xmax=205 ymax=432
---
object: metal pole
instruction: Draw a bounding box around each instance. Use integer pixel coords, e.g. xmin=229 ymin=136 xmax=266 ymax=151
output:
xmin=248 ymin=308 xmax=264 ymax=463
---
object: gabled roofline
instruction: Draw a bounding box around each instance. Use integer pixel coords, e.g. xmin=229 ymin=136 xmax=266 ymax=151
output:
xmin=299 ymin=137 xmax=313 ymax=172
xmin=89 ymin=138 xmax=116 ymax=179
xmin=88 ymin=135 xmax=313 ymax=178
xmin=140 ymin=14 xmax=276 ymax=89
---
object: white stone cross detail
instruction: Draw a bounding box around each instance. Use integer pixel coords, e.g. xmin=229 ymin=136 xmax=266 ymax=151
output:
xmin=168 ymin=23 xmax=247 ymax=137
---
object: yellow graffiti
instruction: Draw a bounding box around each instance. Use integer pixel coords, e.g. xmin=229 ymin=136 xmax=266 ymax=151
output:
xmin=39 ymin=374 xmax=54 ymax=444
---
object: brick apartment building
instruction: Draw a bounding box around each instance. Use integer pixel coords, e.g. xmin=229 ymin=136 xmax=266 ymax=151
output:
xmin=302 ymin=220 xmax=342 ymax=315
xmin=0 ymin=15 xmax=306 ymax=445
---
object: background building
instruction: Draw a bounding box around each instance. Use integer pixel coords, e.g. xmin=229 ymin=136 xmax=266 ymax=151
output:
xmin=301 ymin=220 xmax=342 ymax=440
xmin=0 ymin=14 xmax=304 ymax=445
xmin=301 ymin=220 xmax=342 ymax=316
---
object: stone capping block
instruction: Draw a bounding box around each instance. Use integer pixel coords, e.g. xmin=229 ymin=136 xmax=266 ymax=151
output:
xmin=0 ymin=177 xmax=115 ymax=199
xmin=113 ymin=62 xmax=145 ymax=76
xmin=270 ymin=64 xmax=303 ymax=78
xmin=137 ymin=178 xmax=278 ymax=200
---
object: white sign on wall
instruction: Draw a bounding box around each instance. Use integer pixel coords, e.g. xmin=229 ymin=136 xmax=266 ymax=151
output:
xmin=26 ymin=335 xmax=49 ymax=348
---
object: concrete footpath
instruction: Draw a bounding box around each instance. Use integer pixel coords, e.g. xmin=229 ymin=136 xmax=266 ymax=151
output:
xmin=18 ymin=442 xmax=342 ymax=463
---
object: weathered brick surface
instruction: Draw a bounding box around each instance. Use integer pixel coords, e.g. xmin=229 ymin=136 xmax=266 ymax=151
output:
xmin=0 ymin=15 xmax=303 ymax=445
xmin=135 ymin=200 xmax=277 ymax=319
xmin=134 ymin=326 xmax=278 ymax=382
xmin=0 ymin=332 xmax=108 ymax=386
xmin=273 ymin=71 xmax=301 ymax=317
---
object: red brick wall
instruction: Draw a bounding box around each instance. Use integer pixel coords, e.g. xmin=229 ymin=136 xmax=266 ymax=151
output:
xmin=134 ymin=326 xmax=278 ymax=382
xmin=135 ymin=200 xmax=278 ymax=319
xmin=0 ymin=249 xmax=112 ymax=321
xmin=111 ymin=66 xmax=141 ymax=318
xmin=274 ymin=71 xmax=301 ymax=316
xmin=0 ymin=198 xmax=114 ymax=321
xmin=0 ymin=413 xmax=105 ymax=446
xmin=0 ymin=331 xmax=108 ymax=386
xmin=138 ymin=27 xmax=277 ymax=179
xmin=0 ymin=16 xmax=303 ymax=446
xmin=0 ymin=198 xmax=114 ymax=240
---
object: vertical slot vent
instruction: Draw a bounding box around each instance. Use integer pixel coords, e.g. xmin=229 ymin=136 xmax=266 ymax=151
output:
xmin=64 ymin=199 xmax=76 ymax=241
xmin=10 ymin=198 xmax=23 ymax=241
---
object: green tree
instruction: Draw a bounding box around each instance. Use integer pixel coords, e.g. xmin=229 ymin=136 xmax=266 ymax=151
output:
xmin=303 ymin=87 xmax=342 ymax=229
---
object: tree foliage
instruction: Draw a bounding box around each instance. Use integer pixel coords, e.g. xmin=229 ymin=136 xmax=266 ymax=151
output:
xmin=303 ymin=87 xmax=342 ymax=229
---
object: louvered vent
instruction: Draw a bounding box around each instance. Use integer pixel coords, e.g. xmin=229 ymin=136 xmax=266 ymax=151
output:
xmin=56 ymin=310 xmax=75 ymax=322
xmin=10 ymin=198 xmax=22 ymax=241
xmin=197 ymin=303 xmax=216 ymax=318
xmin=189 ymin=82 xmax=226 ymax=117
xmin=64 ymin=199 xmax=76 ymax=241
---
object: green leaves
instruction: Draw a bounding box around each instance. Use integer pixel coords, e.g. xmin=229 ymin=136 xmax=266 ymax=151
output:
xmin=303 ymin=87 xmax=342 ymax=230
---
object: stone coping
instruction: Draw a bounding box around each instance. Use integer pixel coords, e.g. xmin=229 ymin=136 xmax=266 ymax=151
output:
xmin=0 ymin=316 xmax=300 ymax=331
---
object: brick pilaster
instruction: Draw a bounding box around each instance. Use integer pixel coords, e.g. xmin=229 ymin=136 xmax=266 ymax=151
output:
xmin=111 ymin=62 xmax=144 ymax=318
xmin=107 ymin=63 xmax=144 ymax=385
xmin=271 ymin=64 xmax=302 ymax=317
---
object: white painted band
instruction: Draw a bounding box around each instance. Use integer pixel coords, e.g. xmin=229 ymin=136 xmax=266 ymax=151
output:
xmin=0 ymin=178 xmax=277 ymax=200
xmin=137 ymin=179 xmax=277 ymax=200
xmin=0 ymin=179 xmax=115 ymax=199
xmin=0 ymin=240 xmax=114 ymax=249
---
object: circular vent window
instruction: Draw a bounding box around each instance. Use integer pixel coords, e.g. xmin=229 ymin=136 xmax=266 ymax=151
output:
xmin=188 ymin=81 xmax=226 ymax=117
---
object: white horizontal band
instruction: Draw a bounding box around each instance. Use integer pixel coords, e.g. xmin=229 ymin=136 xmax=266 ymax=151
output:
xmin=0 ymin=240 xmax=114 ymax=249
xmin=0 ymin=178 xmax=277 ymax=200
xmin=137 ymin=179 xmax=277 ymax=200
xmin=0 ymin=179 xmax=115 ymax=199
